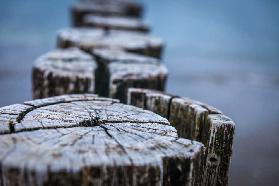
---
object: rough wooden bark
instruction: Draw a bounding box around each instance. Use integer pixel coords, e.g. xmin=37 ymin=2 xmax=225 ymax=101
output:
xmin=83 ymin=15 xmax=150 ymax=33
xmin=127 ymin=88 xmax=235 ymax=186
xmin=93 ymin=48 xmax=167 ymax=103
xmin=57 ymin=28 xmax=164 ymax=59
xmin=32 ymin=48 xmax=96 ymax=99
xmin=0 ymin=94 xmax=205 ymax=186
xmin=71 ymin=0 xmax=143 ymax=26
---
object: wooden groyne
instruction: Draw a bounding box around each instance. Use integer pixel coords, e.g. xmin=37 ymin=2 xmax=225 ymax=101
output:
xmin=0 ymin=0 xmax=236 ymax=185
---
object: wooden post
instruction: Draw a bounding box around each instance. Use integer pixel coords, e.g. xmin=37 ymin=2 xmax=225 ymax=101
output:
xmin=82 ymin=15 xmax=150 ymax=33
xmin=57 ymin=28 xmax=164 ymax=59
xmin=32 ymin=48 xmax=168 ymax=101
xmin=71 ymin=0 xmax=143 ymax=26
xmin=0 ymin=94 xmax=205 ymax=186
xmin=93 ymin=48 xmax=168 ymax=103
xmin=32 ymin=48 xmax=96 ymax=99
xmin=128 ymin=88 xmax=235 ymax=186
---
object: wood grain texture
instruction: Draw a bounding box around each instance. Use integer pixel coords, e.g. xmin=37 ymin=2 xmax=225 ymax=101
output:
xmin=0 ymin=94 xmax=204 ymax=186
xmin=32 ymin=48 xmax=168 ymax=101
xmin=127 ymin=89 xmax=174 ymax=119
xmin=127 ymin=88 xmax=235 ymax=186
xmin=82 ymin=15 xmax=150 ymax=33
xmin=71 ymin=0 xmax=143 ymax=26
xmin=93 ymin=48 xmax=168 ymax=103
xmin=57 ymin=28 xmax=164 ymax=59
xmin=32 ymin=48 xmax=96 ymax=99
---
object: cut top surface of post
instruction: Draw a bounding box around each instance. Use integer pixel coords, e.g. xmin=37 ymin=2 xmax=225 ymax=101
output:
xmin=83 ymin=15 xmax=150 ymax=33
xmin=72 ymin=0 xmax=143 ymax=17
xmin=57 ymin=28 xmax=164 ymax=58
xmin=33 ymin=48 xmax=96 ymax=77
xmin=0 ymin=94 xmax=204 ymax=186
xmin=93 ymin=48 xmax=159 ymax=65
xmin=109 ymin=62 xmax=168 ymax=80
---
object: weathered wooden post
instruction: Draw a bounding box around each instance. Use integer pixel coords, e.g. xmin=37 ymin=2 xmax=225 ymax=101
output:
xmin=57 ymin=28 xmax=164 ymax=59
xmin=27 ymin=0 xmax=237 ymax=184
xmin=32 ymin=48 xmax=167 ymax=101
xmin=93 ymin=48 xmax=167 ymax=102
xmin=128 ymin=88 xmax=235 ymax=186
xmin=82 ymin=15 xmax=150 ymax=33
xmin=71 ymin=0 xmax=143 ymax=26
xmin=32 ymin=48 xmax=96 ymax=99
xmin=0 ymin=94 xmax=205 ymax=186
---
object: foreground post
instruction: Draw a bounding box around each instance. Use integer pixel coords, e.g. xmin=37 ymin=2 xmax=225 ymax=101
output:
xmin=0 ymin=94 xmax=204 ymax=186
xmin=128 ymin=88 xmax=235 ymax=186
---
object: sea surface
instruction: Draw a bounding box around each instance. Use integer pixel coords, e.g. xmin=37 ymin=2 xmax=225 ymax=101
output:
xmin=0 ymin=0 xmax=279 ymax=185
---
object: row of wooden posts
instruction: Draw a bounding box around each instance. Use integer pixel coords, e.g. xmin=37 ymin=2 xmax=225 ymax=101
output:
xmin=0 ymin=0 xmax=235 ymax=186
xmin=33 ymin=0 xmax=166 ymax=102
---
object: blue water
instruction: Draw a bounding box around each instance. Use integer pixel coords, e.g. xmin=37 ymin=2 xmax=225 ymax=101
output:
xmin=0 ymin=0 xmax=279 ymax=185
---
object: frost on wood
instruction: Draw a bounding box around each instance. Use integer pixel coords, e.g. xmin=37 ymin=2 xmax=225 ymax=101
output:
xmin=0 ymin=94 xmax=204 ymax=186
xmin=127 ymin=88 xmax=235 ymax=186
xmin=57 ymin=28 xmax=164 ymax=58
xmin=93 ymin=48 xmax=168 ymax=103
xmin=32 ymin=48 xmax=97 ymax=99
xmin=71 ymin=0 xmax=143 ymax=26
xmin=83 ymin=15 xmax=150 ymax=33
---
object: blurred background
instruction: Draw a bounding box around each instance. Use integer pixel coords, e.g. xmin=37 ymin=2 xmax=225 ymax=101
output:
xmin=0 ymin=0 xmax=279 ymax=185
